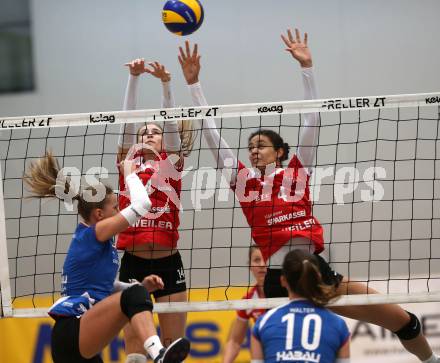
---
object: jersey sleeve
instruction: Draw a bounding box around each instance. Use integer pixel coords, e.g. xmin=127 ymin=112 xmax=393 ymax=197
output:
xmin=118 ymin=165 xmax=126 ymax=189
xmin=285 ymin=154 xmax=311 ymax=191
xmin=252 ymin=315 xmax=263 ymax=341
xmin=296 ymin=67 xmax=320 ymax=173
xmin=337 ymin=317 xmax=351 ymax=348
xmin=229 ymin=160 xmax=247 ymax=191
xmin=287 ymin=154 xmax=301 ymax=169
xmin=161 ymin=80 xmax=175 ymax=108
xmin=160 ymin=82 xmax=182 ymax=154
xmin=118 ymin=74 xmax=140 ymax=150
xmin=236 ymin=308 xmax=250 ymax=321
xmin=188 ymin=81 xmax=239 ymax=182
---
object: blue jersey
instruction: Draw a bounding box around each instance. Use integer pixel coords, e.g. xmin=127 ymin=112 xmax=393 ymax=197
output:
xmin=49 ymin=223 xmax=119 ymax=318
xmin=253 ymin=299 xmax=349 ymax=363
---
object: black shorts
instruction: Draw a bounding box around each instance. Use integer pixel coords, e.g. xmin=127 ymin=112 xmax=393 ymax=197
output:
xmin=263 ymin=254 xmax=344 ymax=298
xmin=51 ymin=316 xmax=103 ymax=363
xmin=119 ymin=251 xmax=187 ymax=299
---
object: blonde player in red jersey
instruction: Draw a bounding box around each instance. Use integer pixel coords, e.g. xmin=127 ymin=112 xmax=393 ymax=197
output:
xmin=222 ymin=246 xmax=267 ymax=363
xmin=117 ymin=59 xmax=195 ymax=363
xmin=178 ymin=30 xmax=440 ymax=363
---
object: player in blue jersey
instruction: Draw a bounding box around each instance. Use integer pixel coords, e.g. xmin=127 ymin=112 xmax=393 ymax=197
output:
xmin=24 ymin=153 xmax=190 ymax=363
xmin=251 ymin=249 xmax=350 ymax=363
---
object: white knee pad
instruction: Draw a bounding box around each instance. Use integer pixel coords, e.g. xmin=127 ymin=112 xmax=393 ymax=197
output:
xmin=125 ymin=353 xmax=147 ymax=363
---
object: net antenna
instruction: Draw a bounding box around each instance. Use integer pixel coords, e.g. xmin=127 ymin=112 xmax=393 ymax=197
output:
xmin=1 ymin=92 xmax=440 ymax=318
xmin=0 ymin=162 xmax=13 ymax=317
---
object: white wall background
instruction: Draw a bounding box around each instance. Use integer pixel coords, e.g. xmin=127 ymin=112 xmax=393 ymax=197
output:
xmin=0 ymin=0 xmax=439 ymax=117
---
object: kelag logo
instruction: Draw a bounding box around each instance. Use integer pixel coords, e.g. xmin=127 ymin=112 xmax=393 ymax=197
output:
xmin=425 ymin=96 xmax=440 ymax=104
xmin=32 ymin=321 xmax=251 ymax=363
xmin=257 ymin=105 xmax=284 ymax=114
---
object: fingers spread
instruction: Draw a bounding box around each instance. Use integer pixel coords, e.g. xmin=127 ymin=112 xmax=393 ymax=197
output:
xmin=295 ymin=28 xmax=301 ymax=43
xmin=185 ymin=39 xmax=191 ymax=57
xmin=193 ymin=42 xmax=198 ymax=58
xmin=281 ymin=34 xmax=291 ymax=47
xmin=178 ymin=46 xmax=186 ymax=61
xmin=287 ymin=28 xmax=295 ymax=43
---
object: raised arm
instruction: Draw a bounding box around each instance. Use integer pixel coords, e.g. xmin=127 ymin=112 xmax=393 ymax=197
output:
xmin=151 ymin=61 xmax=175 ymax=109
xmin=144 ymin=61 xmax=181 ymax=156
xmin=281 ymin=28 xmax=320 ymax=172
xmin=118 ymin=59 xmax=181 ymax=160
xmin=179 ymin=41 xmax=238 ymax=177
xmin=95 ymin=160 xmax=151 ymax=242
xmin=118 ymin=59 xmax=144 ymax=162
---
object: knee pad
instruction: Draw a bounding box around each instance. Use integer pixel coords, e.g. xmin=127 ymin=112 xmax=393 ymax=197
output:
xmin=120 ymin=284 xmax=153 ymax=320
xmin=394 ymin=311 xmax=421 ymax=340
xmin=126 ymin=353 xmax=147 ymax=363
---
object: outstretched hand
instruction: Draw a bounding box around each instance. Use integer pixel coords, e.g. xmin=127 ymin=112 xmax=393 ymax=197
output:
xmin=124 ymin=58 xmax=171 ymax=82
xmin=281 ymin=28 xmax=313 ymax=68
xmin=120 ymin=159 xmax=137 ymax=178
xmin=145 ymin=61 xmax=171 ymax=82
xmin=178 ymin=40 xmax=201 ymax=85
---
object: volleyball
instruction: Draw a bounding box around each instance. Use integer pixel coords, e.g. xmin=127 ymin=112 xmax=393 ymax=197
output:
xmin=162 ymin=0 xmax=204 ymax=36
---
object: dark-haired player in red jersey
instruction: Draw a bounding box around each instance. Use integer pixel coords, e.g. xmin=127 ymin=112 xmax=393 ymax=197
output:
xmin=178 ymin=29 xmax=440 ymax=363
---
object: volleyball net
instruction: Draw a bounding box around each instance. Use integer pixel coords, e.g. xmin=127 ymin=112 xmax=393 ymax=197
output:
xmin=1 ymin=92 xmax=440 ymax=318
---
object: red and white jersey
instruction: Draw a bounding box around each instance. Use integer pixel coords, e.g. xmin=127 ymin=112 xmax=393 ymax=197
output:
xmin=117 ymin=152 xmax=182 ymax=250
xmin=236 ymin=285 xmax=266 ymax=322
xmin=232 ymin=155 xmax=323 ymax=262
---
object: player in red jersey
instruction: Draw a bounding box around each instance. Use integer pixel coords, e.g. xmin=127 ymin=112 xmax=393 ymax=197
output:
xmin=179 ymin=38 xmax=322 ymax=289
xmin=117 ymin=59 xmax=195 ymax=363
xmin=223 ymin=246 xmax=267 ymax=363
xmin=179 ymin=30 xmax=440 ymax=363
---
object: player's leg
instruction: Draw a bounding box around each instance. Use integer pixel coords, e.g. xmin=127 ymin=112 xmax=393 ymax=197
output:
xmin=154 ymin=251 xmax=188 ymax=347
xmin=332 ymin=279 xmax=436 ymax=362
xmin=119 ymin=252 xmax=154 ymax=361
xmin=51 ymin=316 xmax=104 ymax=363
xmin=120 ymin=251 xmax=188 ymax=360
xmin=123 ymin=291 xmax=188 ymax=361
xmin=123 ymin=324 xmax=148 ymax=362
xmin=78 ymin=285 xmax=190 ymax=363
xmin=156 ymin=291 xmax=188 ymax=346
xmin=312 ymin=254 xmax=438 ymax=362
xmin=78 ymin=287 xmax=155 ymax=359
